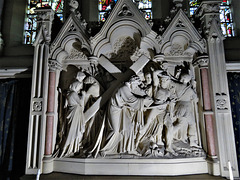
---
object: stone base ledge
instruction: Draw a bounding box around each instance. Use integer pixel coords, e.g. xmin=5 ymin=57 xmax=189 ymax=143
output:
xmin=47 ymin=157 xmax=210 ymax=176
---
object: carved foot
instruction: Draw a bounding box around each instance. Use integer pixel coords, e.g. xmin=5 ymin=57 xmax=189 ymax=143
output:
xmin=128 ymin=150 xmax=142 ymax=156
xmin=190 ymin=141 xmax=201 ymax=148
xmin=100 ymin=151 xmax=107 ymax=157
xmin=165 ymin=151 xmax=178 ymax=157
xmin=165 ymin=147 xmax=178 ymax=156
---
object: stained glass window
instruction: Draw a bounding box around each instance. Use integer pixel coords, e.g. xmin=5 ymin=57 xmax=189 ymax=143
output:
xmin=98 ymin=0 xmax=152 ymax=22
xmin=24 ymin=0 xmax=64 ymax=44
xmin=220 ymin=0 xmax=234 ymax=37
xmin=189 ymin=0 xmax=200 ymax=16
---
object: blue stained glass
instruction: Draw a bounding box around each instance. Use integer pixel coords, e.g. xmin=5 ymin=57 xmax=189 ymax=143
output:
xmin=24 ymin=0 xmax=64 ymax=44
xmin=189 ymin=0 xmax=200 ymax=16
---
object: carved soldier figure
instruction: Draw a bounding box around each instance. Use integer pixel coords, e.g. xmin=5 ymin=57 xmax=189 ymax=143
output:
xmin=136 ymin=71 xmax=172 ymax=155
xmin=173 ymin=74 xmax=200 ymax=148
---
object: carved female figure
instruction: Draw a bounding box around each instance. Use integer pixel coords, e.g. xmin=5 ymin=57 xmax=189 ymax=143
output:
xmin=59 ymin=72 xmax=86 ymax=157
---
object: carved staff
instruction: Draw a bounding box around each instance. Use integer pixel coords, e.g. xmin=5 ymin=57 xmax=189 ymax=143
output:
xmin=192 ymin=99 xmax=202 ymax=148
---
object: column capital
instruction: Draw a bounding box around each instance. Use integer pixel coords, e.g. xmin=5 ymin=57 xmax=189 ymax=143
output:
xmin=193 ymin=55 xmax=209 ymax=68
xmin=48 ymin=59 xmax=62 ymax=72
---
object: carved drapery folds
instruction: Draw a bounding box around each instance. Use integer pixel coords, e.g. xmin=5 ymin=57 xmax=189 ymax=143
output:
xmin=50 ymin=0 xmax=206 ymax=161
xmin=53 ymin=8 xmax=206 ymax=157
xmin=54 ymin=54 xmax=204 ymax=159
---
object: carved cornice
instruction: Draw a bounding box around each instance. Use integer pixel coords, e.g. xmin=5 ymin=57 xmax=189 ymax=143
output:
xmin=48 ymin=59 xmax=62 ymax=72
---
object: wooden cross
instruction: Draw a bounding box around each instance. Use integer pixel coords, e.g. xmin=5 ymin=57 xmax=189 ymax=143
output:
xmin=84 ymin=54 xmax=150 ymax=122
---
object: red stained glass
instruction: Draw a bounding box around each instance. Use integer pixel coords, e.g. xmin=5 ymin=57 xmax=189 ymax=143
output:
xmin=101 ymin=0 xmax=112 ymax=10
xmin=220 ymin=0 xmax=234 ymax=37
xmin=24 ymin=0 xmax=64 ymax=44
xmin=99 ymin=0 xmax=152 ymax=22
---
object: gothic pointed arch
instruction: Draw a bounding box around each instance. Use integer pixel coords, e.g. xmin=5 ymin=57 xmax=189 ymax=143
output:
xmin=159 ymin=9 xmax=207 ymax=60
xmin=91 ymin=0 xmax=159 ymax=59
xmin=49 ymin=13 xmax=91 ymax=65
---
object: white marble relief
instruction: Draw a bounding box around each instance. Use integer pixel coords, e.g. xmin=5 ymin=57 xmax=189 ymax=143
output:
xmin=55 ymin=59 xmax=204 ymax=158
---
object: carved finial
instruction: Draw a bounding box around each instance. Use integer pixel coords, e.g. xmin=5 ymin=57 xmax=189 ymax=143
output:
xmin=159 ymin=25 xmax=165 ymax=33
xmin=164 ymin=16 xmax=171 ymax=23
xmin=148 ymin=20 xmax=153 ymax=28
xmin=170 ymin=7 xmax=177 ymax=16
xmin=69 ymin=0 xmax=79 ymax=12
xmin=173 ymin=0 xmax=183 ymax=8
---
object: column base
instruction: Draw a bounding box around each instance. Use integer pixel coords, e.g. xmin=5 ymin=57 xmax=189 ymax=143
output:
xmin=42 ymin=155 xmax=54 ymax=174
xmin=206 ymin=156 xmax=220 ymax=176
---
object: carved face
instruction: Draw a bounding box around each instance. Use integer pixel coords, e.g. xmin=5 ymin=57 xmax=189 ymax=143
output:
xmin=160 ymin=62 xmax=168 ymax=71
xmin=69 ymin=81 xmax=83 ymax=93
xmin=161 ymin=77 xmax=170 ymax=89
xmin=76 ymin=72 xmax=86 ymax=82
xmin=128 ymin=76 xmax=143 ymax=91
xmin=180 ymin=74 xmax=191 ymax=84
xmin=130 ymin=76 xmax=142 ymax=87
xmin=144 ymin=73 xmax=152 ymax=85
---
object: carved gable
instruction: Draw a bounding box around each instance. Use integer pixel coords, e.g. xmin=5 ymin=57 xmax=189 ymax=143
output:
xmin=91 ymin=0 xmax=159 ymax=59
xmin=159 ymin=9 xmax=207 ymax=60
xmin=50 ymin=13 xmax=91 ymax=65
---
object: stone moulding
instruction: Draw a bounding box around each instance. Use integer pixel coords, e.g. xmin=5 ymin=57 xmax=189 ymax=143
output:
xmin=52 ymin=157 xmax=210 ymax=176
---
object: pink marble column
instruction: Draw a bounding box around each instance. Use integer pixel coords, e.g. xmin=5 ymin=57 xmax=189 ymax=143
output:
xmin=201 ymin=68 xmax=216 ymax=157
xmin=45 ymin=71 xmax=56 ymax=155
